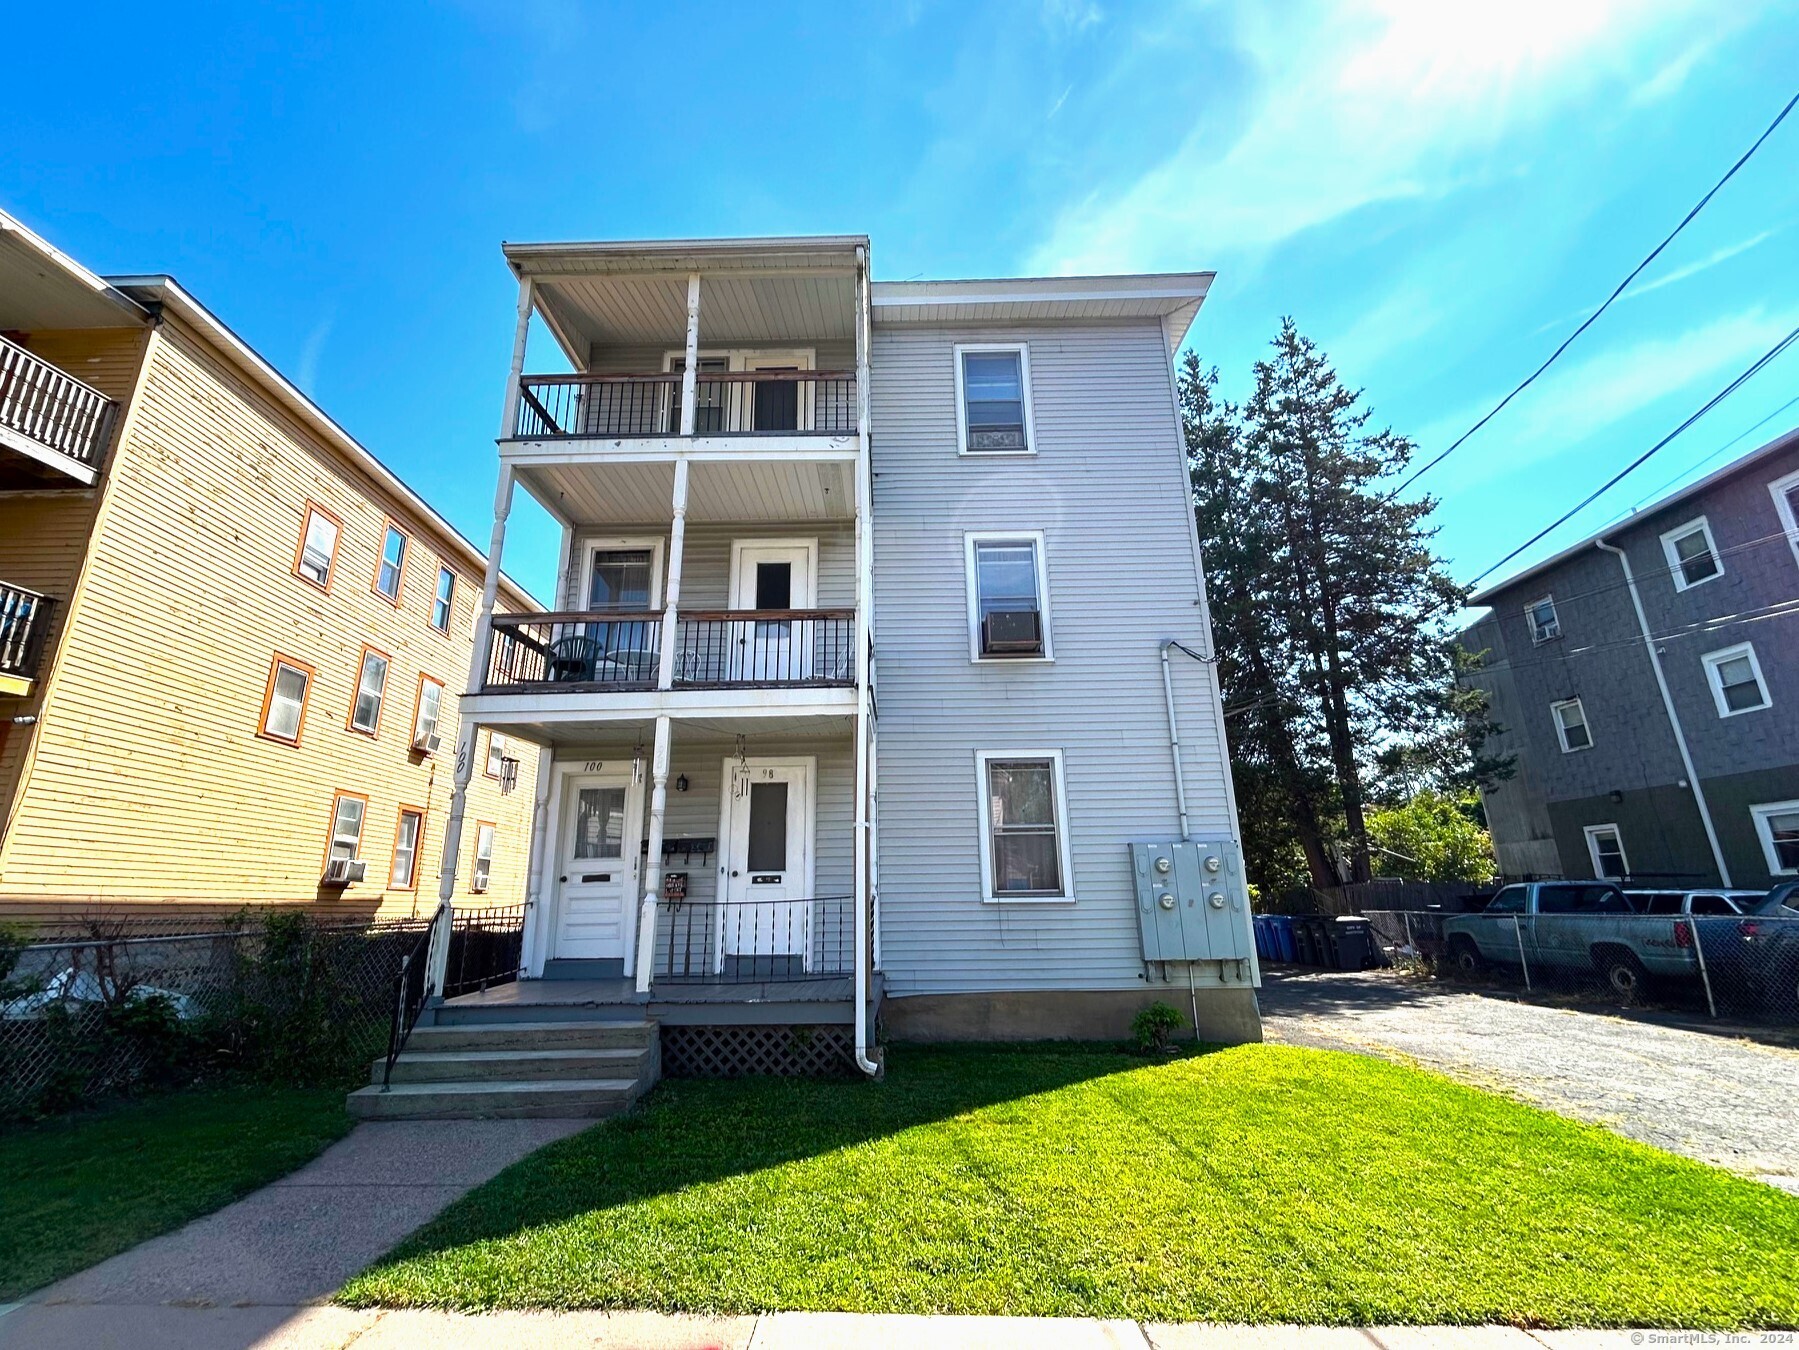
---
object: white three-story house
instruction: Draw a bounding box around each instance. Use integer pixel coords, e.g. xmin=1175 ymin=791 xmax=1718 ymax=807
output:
xmin=369 ymin=235 xmax=1256 ymax=1114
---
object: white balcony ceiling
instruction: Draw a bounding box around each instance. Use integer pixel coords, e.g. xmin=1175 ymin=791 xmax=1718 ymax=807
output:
xmin=518 ymin=457 xmax=855 ymax=525
xmin=0 ymin=213 xmax=149 ymax=331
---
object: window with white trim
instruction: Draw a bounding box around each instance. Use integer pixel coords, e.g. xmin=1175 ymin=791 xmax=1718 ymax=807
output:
xmin=1752 ymin=800 xmax=1799 ymax=876
xmin=260 ymin=657 xmax=311 ymax=745
xmin=955 ymin=345 xmax=1032 ymax=453
xmin=966 ymin=533 xmax=1050 ymax=659
xmin=375 ymin=524 xmax=408 ymax=603
xmin=471 ymin=822 xmax=496 ymax=892
xmin=350 ymin=648 xmax=389 ymax=734
xmin=1659 ymin=516 xmax=1722 ymax=591
xmin=1551 ymin=697 xmax=1591 ymax=752
xmin=1525 ymin=595 xmax=1560 ymax=644
xmin=326 ymin=793 xmax=365 ymax=867
xmin=1770 ymin=470 xmax=1799 ymax=568
xmin=975 ymin=750 xmax=1073 ymax=902
xmin=432 ymin=566 xmax=456 ymax=631
xmin=1583 ymin=824 xmax=1628 ymax=880
xmin=486 ymin=732 xmax=511 ymax=778
xmin=391 ymin=808 xmax=423 ymax=889
xmin=1701 ymin=642 xmax=1769 ymax=717
xmin=296 ymin=505 xmax=340 ymax=589
xmin=412 ymin=676 xmax=444 ymax=750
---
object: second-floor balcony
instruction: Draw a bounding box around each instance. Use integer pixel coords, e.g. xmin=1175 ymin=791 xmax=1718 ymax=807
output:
xmin=514 ymin=368 xmax=858 ymax=443
xmin=0 ymin=333 xmax=117 ymax=485
xmin=481 ymin=609 xmax=856 ymax=694
xmin=0 ymin=581 xmax=56 ymax=695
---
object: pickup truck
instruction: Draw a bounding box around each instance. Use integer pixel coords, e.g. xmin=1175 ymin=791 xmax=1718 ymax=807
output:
xmin=1438 ymin=880 xmax=1702 ymax=1003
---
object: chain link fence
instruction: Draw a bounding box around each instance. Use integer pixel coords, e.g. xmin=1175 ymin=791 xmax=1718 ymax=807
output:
xmin=0 ymin=911 xmax=441 ymax=1119
xmin=1358 ymin=906 xmax=1799 ymax=1026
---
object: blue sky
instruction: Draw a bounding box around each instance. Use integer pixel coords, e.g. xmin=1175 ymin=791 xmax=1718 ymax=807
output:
xmin=6 ymin=1 xmax=1798 ymax=602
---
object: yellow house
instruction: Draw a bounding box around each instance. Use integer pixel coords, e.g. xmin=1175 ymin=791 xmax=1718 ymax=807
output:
xmin=0 ymin=210 xmax=537 ymax=923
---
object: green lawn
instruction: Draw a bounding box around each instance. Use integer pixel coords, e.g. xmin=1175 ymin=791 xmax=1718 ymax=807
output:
xmin=339 ymin=1044 xmax=1799 ymax=1328
xmin=0 ymin=1087 xmax=350 ymax=1299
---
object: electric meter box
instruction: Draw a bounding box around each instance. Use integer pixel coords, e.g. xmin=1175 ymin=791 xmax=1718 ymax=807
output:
xmin=1130 ymin=839 xmax=1253 ymax=963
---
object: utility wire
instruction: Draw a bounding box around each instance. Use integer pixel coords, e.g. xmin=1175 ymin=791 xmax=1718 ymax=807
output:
xmin=1393 ymin=88 xmax=1799 ymax=498
xmin=1467 ymin=321 xmax=1799 ymax=587
xmin=1467 ymin=595 xmax=1799 ymax=681
xmin=1627 ymin=395 xmax=1799 ymax=510
xmin=1470 ymin=527 xmax=1792 ymax=611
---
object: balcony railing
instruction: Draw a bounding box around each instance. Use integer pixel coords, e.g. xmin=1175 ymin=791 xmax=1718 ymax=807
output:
xmin=480 ymin=609 xmax=855 ymax=693
xmin=0 ymin=582 xmax=56 ymax=684
xmin=514 ymin=369 xmax=857 ymax=440
xmin=655 ymin=895 xmax=853 ymax=983
xmin=0 ymin=335 xmax=117 ymax=470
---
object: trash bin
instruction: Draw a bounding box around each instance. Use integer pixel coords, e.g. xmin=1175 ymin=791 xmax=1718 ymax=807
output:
xmin=1271 ymin=916 xmax=1297 ymax=963
xmin=1292 ymin=918 xmax=1316 ymax=965
xmin=1333 ymin=915 xmax=1374 ymax=971
xmin=1310 ymin=916 xmax=1339 ymax=968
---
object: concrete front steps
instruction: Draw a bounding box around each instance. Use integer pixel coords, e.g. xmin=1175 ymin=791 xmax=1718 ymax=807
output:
xmin=347 ymin=1016 xmax=660 ymax=1121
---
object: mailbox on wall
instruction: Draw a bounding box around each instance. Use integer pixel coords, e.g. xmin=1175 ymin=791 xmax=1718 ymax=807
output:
xmin=1129 ymin=839 xmax=1254 ymax=964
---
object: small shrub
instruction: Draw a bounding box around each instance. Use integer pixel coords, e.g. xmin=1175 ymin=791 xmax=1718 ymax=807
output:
xmin=1131 ymin=1000 xmax=1185 ymax=1052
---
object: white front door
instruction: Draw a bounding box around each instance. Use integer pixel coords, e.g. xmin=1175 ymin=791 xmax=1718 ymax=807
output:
xmin=728 ymin=541 xmax=815 ymax=683
xmin=719 ymin=759 xmax=814 ymax=973
xmin=553 ymin=771 xmax=643 ymax=962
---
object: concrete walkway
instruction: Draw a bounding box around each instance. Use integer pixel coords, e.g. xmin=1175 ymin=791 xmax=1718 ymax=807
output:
xmin=0 ymin=1305 xmax=1699 ymax=1348
xmin=2 ymin=1117 xmax=587 ymax=1350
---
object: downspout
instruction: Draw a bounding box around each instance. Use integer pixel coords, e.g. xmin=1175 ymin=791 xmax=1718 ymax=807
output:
xmin=1160 ymin=641 xmax=1192 ymax=841
xmin=852 ymin=244 xmax=879 ymax=1077
xmin=1595 ymin=539 xmax=1731 ymax=886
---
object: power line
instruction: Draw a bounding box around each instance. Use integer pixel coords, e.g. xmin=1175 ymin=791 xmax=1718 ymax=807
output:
xmin=1466 ymin=321 xmax=1799 ymax=587
xmin=1393 ymin=88 xmax=1799 ymax=498
xmin=1627 ymin=395 xmax=1799 ymax=510
xmin=1466 ymin=595 xmax=1799 ymax=681
xmin=1470 ymin=527 xmax=1792 ymax=612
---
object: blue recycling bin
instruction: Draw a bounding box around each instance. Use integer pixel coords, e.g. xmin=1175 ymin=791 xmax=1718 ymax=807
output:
xmin=1266 ymin=915 xmax=1293 ymax=963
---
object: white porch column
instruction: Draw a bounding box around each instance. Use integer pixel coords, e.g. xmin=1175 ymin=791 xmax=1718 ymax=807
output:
xmin=678 ymin=272 xmax=701 ymax=436
xmin=851 ymin=245 xmax=878 ymax=1075
xmin=657 ymin=459 xmax=690 ymax=691
xmin=517 ymin=747 xmax=556 ymax=977
xmin=499 ymin=277 xmax=535 ymax=441
xmin=634 ymin=714 xmax=673 ymax=992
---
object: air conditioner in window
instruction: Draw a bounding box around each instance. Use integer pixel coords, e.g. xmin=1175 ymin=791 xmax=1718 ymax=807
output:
xmin=413 ymin=729 xmax=441 ymax=753
xmin=982 ymin=610 xmax=1043 ymax=656
xmin=322 ymin=858 xmax=367 ymax=886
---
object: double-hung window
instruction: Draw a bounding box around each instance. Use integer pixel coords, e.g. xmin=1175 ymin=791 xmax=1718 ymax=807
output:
xmin=1770 ymin=470 xmax=1799 ymax=568
xmin=412 ymin=675 xmax=445 ymax=750
xmin=294 ymin=503 xmax=341 ymax=590
xmin=390 ymin=807 xmax=424 ymax=890
xmin=1751 ymin=801 xmax=1799 ymax=876
xmin=375 ymin=524 xmax=409 ymax=604
xmin=1551 ymin=697 xmax=1591 ymax=752
xmin=1701 ymin=642 xmax=1770 ymax=717
xmin=325 ymin=792 xmax=367 ymax=869
xmin=349 ymin=646 xmax=390 ymax=734
xmin=258 ymin=655 xmax=312 ymax=745
xmin=967 ymin=532 xmax=1050 ymax=659
xmin=976 ymin=750 xmax=1073 ymax=902
xmin=471 ymin=821 xmax=496 ymax=892
xmin=955 ymin=345 xmax=1032 ymax=453
xmin=1660 ymin=517 xmax=1721 ymax=590
xmin=1583 ymin=824 xmax=1628 ymax=880
xmin=432 ymin=566 xmax=456 ymax=632
xmin=1525 ymin=595 xmax=1560 ymax=644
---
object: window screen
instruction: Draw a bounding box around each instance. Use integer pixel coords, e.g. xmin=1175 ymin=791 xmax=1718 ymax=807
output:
xmin=986 ymin=758 xmax=1062 ymax=896
xmin=962 ymin=351 xmax=1027 ymax=451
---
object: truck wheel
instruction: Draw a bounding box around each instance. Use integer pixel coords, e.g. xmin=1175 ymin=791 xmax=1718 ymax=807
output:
xmin=1595 ymin=947 xmax=1650 ymax=1005
xmin=1446 ymin=935 xmax=1485 ymax=975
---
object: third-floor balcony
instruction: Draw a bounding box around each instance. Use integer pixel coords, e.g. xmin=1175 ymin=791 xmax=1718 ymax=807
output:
xmin=516 ymin=369 xmax=858 ymax=442
xmin=0 ymin=333 xmax=117 ymax=486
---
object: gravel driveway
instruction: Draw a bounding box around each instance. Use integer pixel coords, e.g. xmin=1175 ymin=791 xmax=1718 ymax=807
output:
xmin=1257 ymin=967 xmax=1799 ymax=1193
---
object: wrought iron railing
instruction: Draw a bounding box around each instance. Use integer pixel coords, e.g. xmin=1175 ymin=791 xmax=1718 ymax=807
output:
xmin=481 ymin=610 xmax=854 ymax=692
xmin=656 ymin=895 xmax=854 ymax=983
xmin=0 ymin=582 xmax=55 ymax=683
xmin=674 ymin=611 xmax=854 ymax=687
xmin=514 ymin=369 xmax=857 ymax=440
xmin=484 ymin=611 xmax=662 ymax=690
xmin=382 ymin=904 xmax=524 ymax=1087
xmin=383 ymin=903 xmax=449 ymax=1089
xmin=0 ymin=334 xmax=117 ymax=468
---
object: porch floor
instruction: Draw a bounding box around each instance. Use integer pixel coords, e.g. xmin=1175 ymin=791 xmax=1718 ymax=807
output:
xmin=443 ymin=974 xmax=876 ymax=1026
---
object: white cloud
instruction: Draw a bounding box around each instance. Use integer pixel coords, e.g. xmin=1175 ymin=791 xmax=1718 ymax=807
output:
xmin=1529 ymin=228 xmax=1782 ymax=334
xmin=1418 ymin=304 xmax=1799 ymax=490
xmin=1026 ymin=0 xmax=1720 ymax=274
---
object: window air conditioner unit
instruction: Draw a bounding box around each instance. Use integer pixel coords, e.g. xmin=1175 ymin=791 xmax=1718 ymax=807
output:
xmin=323 ymin=858 xmax=367 ymax=886
xmin=982 ymin=610 xmax=1042 ymax=656
xmin=414 ymin=730 xmax=442 ymax=753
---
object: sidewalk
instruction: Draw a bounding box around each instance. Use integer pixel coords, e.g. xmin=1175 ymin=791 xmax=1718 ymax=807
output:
xmin=0 ymin=1304 xmax=1700 ymax=1348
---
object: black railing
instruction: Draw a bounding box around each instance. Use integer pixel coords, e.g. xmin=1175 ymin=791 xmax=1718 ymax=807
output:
xmin=0 ymin=583 xmax=54 ymax=683
xmin=484 ymin=611 xmax=661 ymax=691
xmin=382 ymin=903 xmax=447 ymax=1088
xmin=442 ymin=904 xmax=526 ymax=999
xmin=657 ymin=896 xmax=853 ymax=983
xmin=513 ymin=369 xmax=857 ymax=440
xmin=674 ymin=611 xmax=855 ymax=687
xmin=0 ymin=334 xmax=117 ymax=468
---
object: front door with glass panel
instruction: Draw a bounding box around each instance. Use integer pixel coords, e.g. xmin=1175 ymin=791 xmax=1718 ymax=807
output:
xmin=719 ymin=760 xmax=813 ymax=976
xmin=553 ymin=771 xmax=643 ymax=963
xmin=728 ymin=542 xmax=813 ymax=682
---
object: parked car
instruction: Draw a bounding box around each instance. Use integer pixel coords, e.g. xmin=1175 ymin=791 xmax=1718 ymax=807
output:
xmin=1623 ymin=889 xmax=1762 ymax=916
xmin=1439 ymin=880 xmax=1701 ymax=1003
xmin=1703 ymin=882 xmax=1799 ymax=1015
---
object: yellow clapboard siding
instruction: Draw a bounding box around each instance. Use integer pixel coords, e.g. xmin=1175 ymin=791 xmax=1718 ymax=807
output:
xmin=0 ymin=316 xmax=535 ymax=918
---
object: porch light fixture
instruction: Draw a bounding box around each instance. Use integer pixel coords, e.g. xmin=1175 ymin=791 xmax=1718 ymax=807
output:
xmin=675 ymin=774 xmax=689 ymax=792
